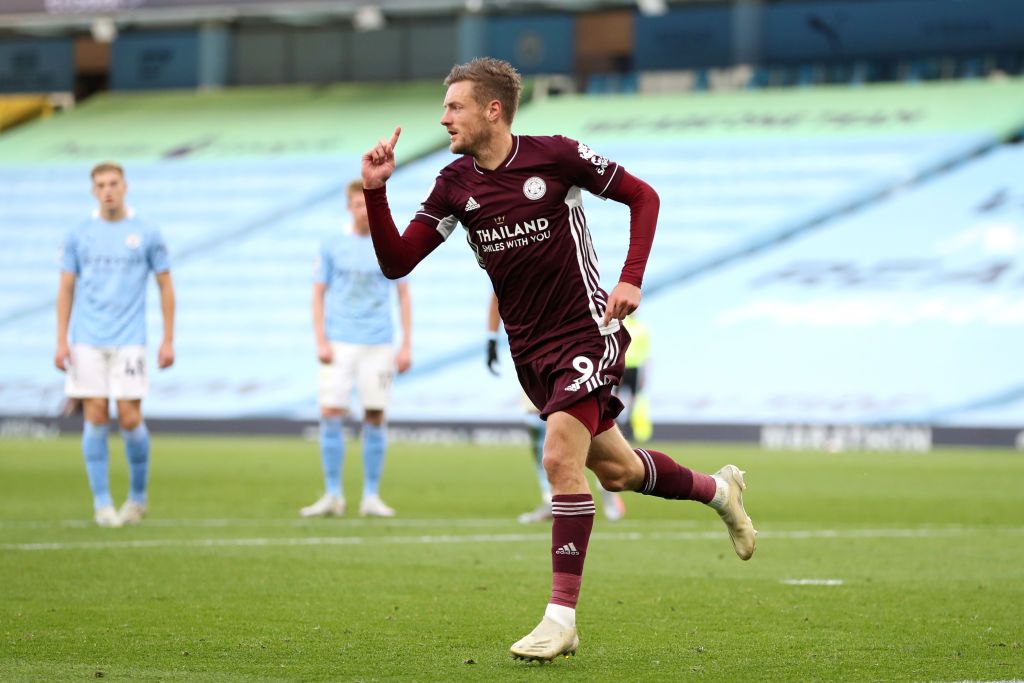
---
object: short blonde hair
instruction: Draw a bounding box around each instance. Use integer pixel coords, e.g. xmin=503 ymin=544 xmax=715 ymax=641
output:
xmin=90 ymin=162 xmax=124 ymax=179
xmin=444 ymin=58 xmax=522 ymax=125
xmin=346 ymin=180 xmax=363 ymax=198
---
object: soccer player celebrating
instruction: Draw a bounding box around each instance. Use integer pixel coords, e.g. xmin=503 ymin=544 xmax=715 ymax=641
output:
xmin=486 ymin=293 xmax=625 ymax=524
xmin=55 ymin=162 xmax=175 ymax=528
xmin=360 ymin=58 xmax=756 ymax=661
xmin=302 ymin=180 xmax=412 ymax=519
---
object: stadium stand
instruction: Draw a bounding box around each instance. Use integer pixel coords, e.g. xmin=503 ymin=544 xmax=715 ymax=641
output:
xmin=634 ymin=143 xmax=1024 ymax=428
xmin=1 ymin=79 xmax=1023 ymax=432
xmin=0 ymin=83 xmax=450 ymax=417
xmin=378 ymin=80 xmax=1024 ymax=427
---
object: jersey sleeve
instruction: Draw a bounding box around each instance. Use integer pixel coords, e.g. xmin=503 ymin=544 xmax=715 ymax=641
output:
xmin=314 ymin=243 xmax=332 ymax=284
xmin=413 ymin=176 xmax=461 ymax=241
xmin=60 ymin=231 xmax=79 ymax=275
xmin=554 ymin=135 xmax=622 ymax=199
xmin=147 ymin=227 xmax=171 ymax=273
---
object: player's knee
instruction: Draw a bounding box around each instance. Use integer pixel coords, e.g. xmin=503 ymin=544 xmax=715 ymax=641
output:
xmin=364 ymin=410 xmax=385 ymax=426
xmin=320 ymin=407 xmax=346 ymax=420
xmin=541 ymin=450 xmax=571 ymax=481
xmin=118 ymin=414 xmax=141 ymax=431
xmin=83 ymin=401 xmax=109 ymax=425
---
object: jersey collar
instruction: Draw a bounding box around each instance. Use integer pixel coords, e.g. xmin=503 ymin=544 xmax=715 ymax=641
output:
xmin=472 ymin=135 xmax=520 ymax=175
xmin=91 ymin=207 xmax=136 ymax=220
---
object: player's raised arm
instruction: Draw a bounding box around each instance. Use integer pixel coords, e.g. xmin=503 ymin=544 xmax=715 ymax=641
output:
xmin=360 ymin=127 xmax=446 ymax=279
xmin=361 ymin=127 xmax=402 ymax=190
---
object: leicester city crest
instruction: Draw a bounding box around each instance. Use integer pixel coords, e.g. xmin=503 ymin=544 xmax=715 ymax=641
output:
xmin=523 ymin=176 xmax=547 ymax=201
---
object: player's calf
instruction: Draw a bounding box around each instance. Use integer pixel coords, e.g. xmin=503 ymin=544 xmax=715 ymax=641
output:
xmin=634 ymin=449 xmax=757 ymax=560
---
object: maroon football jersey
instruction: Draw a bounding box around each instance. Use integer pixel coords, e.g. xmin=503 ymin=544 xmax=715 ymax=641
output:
xmin=414 ymin=135 xmax=625 ymax=361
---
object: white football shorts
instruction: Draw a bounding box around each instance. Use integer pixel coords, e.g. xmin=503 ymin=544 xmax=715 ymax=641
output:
xmin=520 ymin=387 xmax=540 ymax=415
xmin=318 ymin=341 xmax=395 ymax=411
xmin=65 ymin=344 xmax=148 ymax=400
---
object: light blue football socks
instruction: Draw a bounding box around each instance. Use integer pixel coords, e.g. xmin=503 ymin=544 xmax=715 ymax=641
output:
xmin=319 ymin=417 xmax=344 ymax=497
xmin=362 ymin=422 xmax=387 ymax=498
xmin=82 ymin=421 xmax=112 ymax=510
xmin=121 ymin=423 xmax=150 ymax=504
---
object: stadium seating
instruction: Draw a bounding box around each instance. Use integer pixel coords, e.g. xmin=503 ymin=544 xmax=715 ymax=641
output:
xmin=637 ymin=144 xmax=1024 ymax=427
xmin=1 ymin=79 xmax=1023 ymax=426
xmin=0 ymin=84 xmax=450 ymax=418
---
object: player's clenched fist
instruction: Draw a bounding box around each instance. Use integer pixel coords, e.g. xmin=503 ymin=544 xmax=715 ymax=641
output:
xmin=361 ymin=127 xmax=402 ymax=190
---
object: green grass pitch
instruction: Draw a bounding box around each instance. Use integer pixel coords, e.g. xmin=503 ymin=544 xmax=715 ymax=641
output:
xmin=1 ymin=436 xmax=1022 ymax=681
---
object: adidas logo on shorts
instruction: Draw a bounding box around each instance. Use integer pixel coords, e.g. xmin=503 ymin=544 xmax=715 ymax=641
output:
xmin=555 ymin=542 xmax=580 ymax=556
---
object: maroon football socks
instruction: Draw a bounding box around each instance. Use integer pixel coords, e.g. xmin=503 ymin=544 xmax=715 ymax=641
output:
xmin=549 ymin=493 xmax=595 ymax=609
xmin=634 ymin=448 xmax=717 ymax=503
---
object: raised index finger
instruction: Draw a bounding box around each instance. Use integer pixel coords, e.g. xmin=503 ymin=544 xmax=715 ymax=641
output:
xmin=389 ymin=126 xmax=402 ymax=150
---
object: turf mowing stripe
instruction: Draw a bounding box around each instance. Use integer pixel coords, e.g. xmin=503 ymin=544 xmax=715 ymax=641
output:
xmin=0 ymin=518 xmax=706 ymax=530
xmin=3 ymin=526 xmax=1022 ymax=552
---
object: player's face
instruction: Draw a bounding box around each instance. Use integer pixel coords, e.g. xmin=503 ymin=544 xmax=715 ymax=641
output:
xmin=92 ymin=171 xmax=127 ymax=214
xmin=348 ymin=190 xmax=370 ymax=234
xmin=441 ymin=81 xmax=489 ymax=156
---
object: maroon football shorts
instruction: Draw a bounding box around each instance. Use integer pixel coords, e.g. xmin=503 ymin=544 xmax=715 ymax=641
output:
xmin=515 ymin=325 xmax=631 ymax=428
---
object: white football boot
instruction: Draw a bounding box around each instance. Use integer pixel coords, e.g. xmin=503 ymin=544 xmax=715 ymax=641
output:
xmin=358 ymin=495 xmax=395 ymax=518
xmin=711 ymin=464 xmax=757 ymax=560
xmin=94 ymin=506 xmax=123 ymax=528
xmin=118 ymin=500 xmax=147 ymax=525
xmin=510 ymin=617 xmax=579 ymax=662
xmin=517 ymin=501 xmax=553 ymax=524
xmin=300 ymin=494 xmax=345 ymax=518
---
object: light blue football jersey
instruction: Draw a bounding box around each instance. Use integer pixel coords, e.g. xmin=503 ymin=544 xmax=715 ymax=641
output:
xmin=316 ymin=232 xmax=402 ymax=345
xmin=61 ymin=214 xmax=170 ymax=346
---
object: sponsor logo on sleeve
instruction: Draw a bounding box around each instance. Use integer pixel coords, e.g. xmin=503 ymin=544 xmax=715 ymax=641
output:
xmin=577 ymin=142 xmax=610 ymax=176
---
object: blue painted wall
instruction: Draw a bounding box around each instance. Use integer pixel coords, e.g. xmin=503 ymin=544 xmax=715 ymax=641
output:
xmin=634 ymin=6 xmax=734 ymax=70
xmin=111 ymin=31 xmax=200 ymax=90
xmin=0 ymin=39 xmax=73 ymax=94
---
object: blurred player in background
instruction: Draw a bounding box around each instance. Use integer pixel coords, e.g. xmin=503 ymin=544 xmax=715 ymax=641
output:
xmin=486 ymin=293 xmax=625 ymax=523
xmin=614 ymin=314 xmax=653 ymax=442
xmin=302 ymin=180 xmax=412 ymax=519
xmin=361 ymin=57 xmax=756 ymax=661
xmin=54 ymin=162 xmax=175 ymax=528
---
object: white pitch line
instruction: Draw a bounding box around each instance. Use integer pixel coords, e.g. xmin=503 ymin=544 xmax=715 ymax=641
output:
xmin=2 ymin=526 xmax=1022 ymax=552
xmin=781 ymin=579 xmax=844 ymax=586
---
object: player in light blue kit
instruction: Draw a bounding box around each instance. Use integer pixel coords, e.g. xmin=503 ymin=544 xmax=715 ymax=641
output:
xmin=54 ymin=162 xmax=176 ymax=528
xmin=302 ymin=180 xmax=412 ymax=518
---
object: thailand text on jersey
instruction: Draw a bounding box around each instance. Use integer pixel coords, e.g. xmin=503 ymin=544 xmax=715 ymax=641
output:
xmin=415 ymin=135 xmax=623 ymax=361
